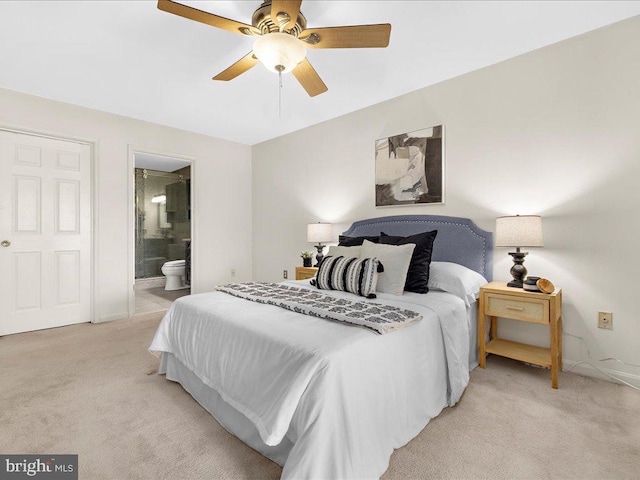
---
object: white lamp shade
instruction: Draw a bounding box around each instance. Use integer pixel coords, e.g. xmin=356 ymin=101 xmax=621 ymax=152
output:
xmin=307 ymin=223 xmax=332 ymax=243
xmin=495 ymin=215 xmax=544 ymax=247
xmin=253 ymin=32 xmax=306 ymax=73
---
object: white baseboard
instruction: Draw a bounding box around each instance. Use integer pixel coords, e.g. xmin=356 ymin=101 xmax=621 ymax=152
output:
xmin=563 ymin=359 xmax=640 ymax=388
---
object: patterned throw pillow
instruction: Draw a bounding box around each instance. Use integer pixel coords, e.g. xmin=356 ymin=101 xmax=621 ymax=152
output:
xmin=312 ymin=256 xmax=381 ymax=298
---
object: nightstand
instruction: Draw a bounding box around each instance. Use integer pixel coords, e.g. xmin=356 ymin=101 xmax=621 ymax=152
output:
xmin=295 ymin=266 xmax=318 ymax=280
xmin=478 ymin=281 xmax=563 ymax=388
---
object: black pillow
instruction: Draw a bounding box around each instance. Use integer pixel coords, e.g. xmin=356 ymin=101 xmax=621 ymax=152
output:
xmin=338 ymin=235 xmax=380 ymax=247
xmin=379 ymin=230 xmax=438 ymax=294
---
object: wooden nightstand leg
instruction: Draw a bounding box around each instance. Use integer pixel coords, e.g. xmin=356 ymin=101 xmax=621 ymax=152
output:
xmin=558 ymin=315 xmax=563 ymax=370
xmin=478 ymin=298 xmax=486 ymax=368
xmin=550 ymin=314 xmax=559 ymax=389
xmin=490 ymin=317 xmax=498 ymax=340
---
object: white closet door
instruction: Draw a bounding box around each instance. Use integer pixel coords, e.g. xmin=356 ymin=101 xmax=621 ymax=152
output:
xmin=0 ymin=131 xmax=91 ymax=335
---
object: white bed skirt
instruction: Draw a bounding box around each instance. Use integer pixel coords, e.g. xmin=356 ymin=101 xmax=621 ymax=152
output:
xmin=468 ymin=303 xmax=481 ymax=368
xmin=159 ymin=352 xmax=293 ymax=467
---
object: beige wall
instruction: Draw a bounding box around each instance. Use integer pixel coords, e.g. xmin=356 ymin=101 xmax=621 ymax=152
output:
xmin=0 ymin=87 xmax=252 ymax=322
xmin=252 ymin=16 xmax=640 ymax=385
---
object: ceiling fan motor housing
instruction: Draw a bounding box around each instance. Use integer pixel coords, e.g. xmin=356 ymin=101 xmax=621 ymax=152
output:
xmin=252 ymin=1 xmax=307 ymax=36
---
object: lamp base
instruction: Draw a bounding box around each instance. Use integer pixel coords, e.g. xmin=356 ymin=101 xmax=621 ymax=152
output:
xmin=314 ymin=243 xmax=325 ymax=267
xmin=507 ymin=249 xmax=528 ymax=288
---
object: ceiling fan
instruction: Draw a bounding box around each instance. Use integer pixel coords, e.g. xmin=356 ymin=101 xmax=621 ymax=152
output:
xmin=157 ymin=0 xmax=392 ymax=97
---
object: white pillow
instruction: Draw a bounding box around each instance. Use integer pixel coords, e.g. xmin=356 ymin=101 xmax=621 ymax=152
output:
xmin=361 ymin=240 xmax=415 ymax=296
xmin=428 ymin=262 xmax=488 ymax=307
xmin=327 ymin=245 xmax=361 ymax=258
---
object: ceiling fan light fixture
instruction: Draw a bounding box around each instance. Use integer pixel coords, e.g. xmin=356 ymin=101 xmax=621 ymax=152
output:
xmin=158 ymin=0 xmax=392 ymax=97
xmin=253 ymin=32 xmax=306 ymax=73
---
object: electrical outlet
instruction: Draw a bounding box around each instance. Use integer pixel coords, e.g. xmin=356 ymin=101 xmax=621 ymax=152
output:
xmin=230 ymin=269 xmax=236 ymax=277
xmin=283 ymin=270 xmax=288 ymax=279
xmin=598 ymin=311 xmax=612 ymax=330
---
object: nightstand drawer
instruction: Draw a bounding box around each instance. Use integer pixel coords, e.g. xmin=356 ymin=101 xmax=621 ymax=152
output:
xmin=485 ymin=293 xmax=549 ymax=325
xmin=295 ymin=267 xmax=318 ymax=280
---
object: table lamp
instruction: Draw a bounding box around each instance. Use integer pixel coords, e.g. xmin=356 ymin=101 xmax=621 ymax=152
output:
xmin=307 ymin=223 xmax=332 ymax=267
xmin=495 ymin=215 xmax=544 ymax=288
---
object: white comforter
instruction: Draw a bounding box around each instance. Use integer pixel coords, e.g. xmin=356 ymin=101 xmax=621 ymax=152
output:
xmin=149 ymin=281 xmax=470 ymax=479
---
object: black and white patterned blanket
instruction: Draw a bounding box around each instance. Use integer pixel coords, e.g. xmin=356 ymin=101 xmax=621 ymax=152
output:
xmin=216 ymin=282 xmax=422 ymax=334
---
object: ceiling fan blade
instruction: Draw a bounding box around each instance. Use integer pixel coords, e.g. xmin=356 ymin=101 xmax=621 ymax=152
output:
xmin=212 ymin=52 xmax=259 ymax=81
xmin=292 ymin=59 xmax=328 ymax=97
xmin=300 ymin=24 xmax=391 ymax=49
xmin=157 ymin=0 xmax=259 ymax=36
xmin=271 ymin=0 xmax=302 ymax=31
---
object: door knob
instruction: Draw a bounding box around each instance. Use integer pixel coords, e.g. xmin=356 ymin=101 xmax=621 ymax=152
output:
xmin=1 ymin=240 xmax=10 ymax=247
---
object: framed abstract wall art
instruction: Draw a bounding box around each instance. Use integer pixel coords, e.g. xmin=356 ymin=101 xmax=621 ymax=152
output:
xmin=375 ymin=125 xmax=444 ymax=206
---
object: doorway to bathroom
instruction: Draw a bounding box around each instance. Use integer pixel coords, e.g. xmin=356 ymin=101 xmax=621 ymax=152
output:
xmin=131 ymin=151 xmax=193 ymax=315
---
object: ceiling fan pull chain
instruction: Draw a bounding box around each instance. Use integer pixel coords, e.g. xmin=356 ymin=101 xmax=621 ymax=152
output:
xmin=278 ymin=69 xmax=283 ymax=118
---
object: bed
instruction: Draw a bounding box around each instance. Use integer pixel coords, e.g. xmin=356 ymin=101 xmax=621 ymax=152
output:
xmin=149 ymin=214 xmax=493 ymax=479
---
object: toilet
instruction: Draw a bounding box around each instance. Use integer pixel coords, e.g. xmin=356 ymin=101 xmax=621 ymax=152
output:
xmin=161 ymin=259 xmax=187 ymax=291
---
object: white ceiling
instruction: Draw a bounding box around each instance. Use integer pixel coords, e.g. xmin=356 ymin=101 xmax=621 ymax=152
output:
xmin=1 ymin=1 xmax=639 ymax=146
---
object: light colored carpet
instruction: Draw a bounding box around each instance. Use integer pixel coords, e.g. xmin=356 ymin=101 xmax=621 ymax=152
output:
xmin=1 ymin=312 xmax=638 ymax=480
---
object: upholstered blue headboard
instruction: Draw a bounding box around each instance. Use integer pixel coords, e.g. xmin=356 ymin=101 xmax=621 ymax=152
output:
xmin=342 ymin=215 xmax=493 ymax=281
